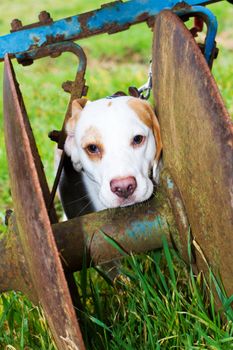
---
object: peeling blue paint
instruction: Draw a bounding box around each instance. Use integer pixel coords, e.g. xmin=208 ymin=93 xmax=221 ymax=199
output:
xmin=0 ymin=0 xmax=218 ymax=64
xmin=167 ymin=177 xmax=174 ymax=190
xmin=126 ymin=216 xmax=166 ymax=239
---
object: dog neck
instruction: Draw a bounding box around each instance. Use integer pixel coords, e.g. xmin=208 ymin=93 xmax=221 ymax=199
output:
xmin=59 ymin=155 xmax=95 ymax=218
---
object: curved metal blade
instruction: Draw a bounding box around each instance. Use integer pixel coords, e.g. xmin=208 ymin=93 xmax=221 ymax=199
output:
xmin=3 ymin=54 xmax=85 ymax=350
xmin=152 ymin=11 xmax=233 ymax=299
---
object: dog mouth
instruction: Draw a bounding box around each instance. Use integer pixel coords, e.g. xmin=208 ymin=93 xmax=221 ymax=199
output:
xmin=98 ymin=176 xmax=154 ymax=209
xmin=98 ymin=194 xmax=137 ymax=209
xmin=108 ymin=191 xmax=153 ymax=208
xmin=118 ymin=196 xmax=137 ymax=207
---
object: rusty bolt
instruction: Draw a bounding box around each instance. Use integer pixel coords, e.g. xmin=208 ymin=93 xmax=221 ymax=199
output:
xmin=147 ymin=17 xmax=155 ymax=28
xmin=38 ymin=11 xmax=52 ymax=24
xmin=11 ymin=19 xmax=23 ymax=32
xmin=50 ymin=52 xmax=62 ymax=59
xmin=62 ymin=81 xmax=73 ymax=93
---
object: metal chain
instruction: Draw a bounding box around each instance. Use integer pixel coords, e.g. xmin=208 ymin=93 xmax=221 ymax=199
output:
xmin=138 ymin=61 xmax=152 ymax=100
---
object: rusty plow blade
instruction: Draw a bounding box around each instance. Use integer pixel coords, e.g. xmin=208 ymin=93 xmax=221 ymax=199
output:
xmin=152 ymin=11 xmax=233 ymax=302
xmin=2 ymin=54 xmax=85 ymax=350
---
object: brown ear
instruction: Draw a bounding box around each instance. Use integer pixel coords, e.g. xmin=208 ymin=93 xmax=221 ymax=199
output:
xmin=128 ymin=98 xmax=162 ymax=161
xmin=143 ymin=100 xmax=162 ymax=162
xmin=145 ymin=103 xmax=162 ymax=183
xmin=66 ymin=98 xmax=88 ymax=136
xmin=65 ymin=98 xmax=88 ymax=157
xmin=150 ymin=108 xmax=162 ymax=163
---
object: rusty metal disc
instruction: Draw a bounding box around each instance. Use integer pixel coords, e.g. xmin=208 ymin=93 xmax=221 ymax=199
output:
xmin=3 ymin=54 xmax=85 ymax=350
xmin=152 ymin=11 xmax=233 ymax=298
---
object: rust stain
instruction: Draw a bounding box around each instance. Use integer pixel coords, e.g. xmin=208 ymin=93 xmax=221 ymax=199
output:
xmin=172 ymin=1 xmax=192 ymax=11
xmin=45 ymin=34 xmax=65 ymax=45
xmin=32 ymin=36 xmax=40 ymax=43
xmin=136 ymin=11 xmax=150 ymax=23
xmin=3 ymin=55 xmax=85 ymax=350
xmin=152 ymin=10 xmax=233 ymax=303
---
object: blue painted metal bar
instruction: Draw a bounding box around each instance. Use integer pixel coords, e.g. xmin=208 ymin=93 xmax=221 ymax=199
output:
xmin=176 ymin=6 xmax=218 ymax=65
xmin=0 ymin=0 xmax=222 ymax=62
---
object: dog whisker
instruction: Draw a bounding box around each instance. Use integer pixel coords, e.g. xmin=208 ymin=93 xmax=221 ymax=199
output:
xmin=77 ymin=200 xmax=92 ymax=216
xmin=66 ymin=194 xmax=90 ymax=206
xmin=74 ymin=180 xmax=84 ymax=187
xmin=58 ymin=96 xmax=162 ymax=223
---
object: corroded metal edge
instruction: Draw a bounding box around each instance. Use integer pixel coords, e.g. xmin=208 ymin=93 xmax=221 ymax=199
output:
xmin=0 ymin=0 xmax=219 ymax=61
xmin=0 ymin=182 xmax=175 ymax=287
xmin=152 ymin=10 xmax=233 ymax=299
xmin=3 ymin=54 xmax=85 ymax=350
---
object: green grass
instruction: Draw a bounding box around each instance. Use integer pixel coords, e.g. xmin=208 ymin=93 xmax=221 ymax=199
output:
xmin=0 ymin=1 xmax=232 ymax=349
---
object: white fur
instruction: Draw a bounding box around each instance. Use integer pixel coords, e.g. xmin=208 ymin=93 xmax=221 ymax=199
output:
xmin=65 ymin=96 xmax=160 ymax=211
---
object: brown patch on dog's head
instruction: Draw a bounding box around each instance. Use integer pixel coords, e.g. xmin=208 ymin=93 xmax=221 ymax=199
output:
xmin=81 ymin=126 xmax=104 ymax=161
xmin=128 ymin=98 xmax=162 ymax=162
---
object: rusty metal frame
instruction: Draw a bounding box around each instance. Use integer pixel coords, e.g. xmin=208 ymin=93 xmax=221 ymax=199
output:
xmin=0 ymin=3 xmax=232 ymax=350
xmin=0 ymin=0 xmax=221 ymax=66
xmin=152 ymin=10 xmax=233 ymax=300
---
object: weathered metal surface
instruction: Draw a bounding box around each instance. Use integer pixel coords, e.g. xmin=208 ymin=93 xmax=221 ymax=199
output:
xmin=177 ymin=5 xmax=217 ymax=66
xmin=3 ymin=54 xmax=85 ymax=350
xmin=152 ymin=11 xmax=233 ymax=297
xmin=43 ymin=42 xmax=87 ymax=213
xmin=53 ymin=182 xmax=176 ymax=271
xmin=1 ymin=53 xmax=57 ymax=223
xmin=0 ymin=215 xmax=35 ymax=302
xmin=15 ymin=41 xmax=87 ymax=69
xmin=0 ymin=0 xmax=222 ymax=62
xmin=0 ymin=181 xmax=176 ymax=292
xmin=11 ymin=11 xmax=53 ymax=32
xmin=160 ymin=170 xmax=194 ymax=264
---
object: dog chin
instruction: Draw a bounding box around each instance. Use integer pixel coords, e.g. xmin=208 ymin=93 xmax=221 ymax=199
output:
xmin=117 ymin=197 xmax=137 ymax=208
xmin=98 ymin=179 xmax=154 ymax=209
xmin=99 ymin=193 xmax=152 ymax=209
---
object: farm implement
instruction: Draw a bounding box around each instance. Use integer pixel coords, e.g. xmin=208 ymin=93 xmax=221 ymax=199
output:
xmin=0 ymin=1 xmax=232 ymax=349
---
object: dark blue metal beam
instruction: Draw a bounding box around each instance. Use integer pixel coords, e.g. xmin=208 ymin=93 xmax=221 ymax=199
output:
xmin=0 ymin=0 xmax=222 ymax=62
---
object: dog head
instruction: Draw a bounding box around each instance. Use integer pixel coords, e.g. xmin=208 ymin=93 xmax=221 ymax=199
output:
xmin=65 ymin=96 xmax=162 ymax=209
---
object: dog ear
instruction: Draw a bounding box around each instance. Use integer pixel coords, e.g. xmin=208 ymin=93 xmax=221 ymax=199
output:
xmin=64 ymin=98 xmax=88 ymax=170
xmin=128 ymin=98 xmax=163 ymax=183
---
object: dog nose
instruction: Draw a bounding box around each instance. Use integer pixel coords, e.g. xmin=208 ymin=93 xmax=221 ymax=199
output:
xmin=110 ymin=176 xmax=137 ymax=199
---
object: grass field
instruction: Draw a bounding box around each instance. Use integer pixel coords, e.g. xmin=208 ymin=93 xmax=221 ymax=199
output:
xmin=0 ymin=1 xmax=233 ymax=349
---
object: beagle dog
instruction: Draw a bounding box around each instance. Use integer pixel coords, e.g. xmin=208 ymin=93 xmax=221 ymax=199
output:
xmin=60 ymin=96 xmax=162 ymax=218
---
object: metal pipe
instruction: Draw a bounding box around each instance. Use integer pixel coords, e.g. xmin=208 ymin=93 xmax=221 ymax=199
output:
xmin=53 ymin=185 xmax=176 ymax=272
xmin=0 ymin=184 xmax=177 ymax=294
xmin=0 ymin=0 xmax=223 ymax=61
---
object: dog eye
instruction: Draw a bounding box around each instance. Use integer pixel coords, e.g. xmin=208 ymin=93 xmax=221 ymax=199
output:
xmin=86 ymin=144 xmax=100 ymax=154
xmin=132 ymin=135 xmax=145 ymax=146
